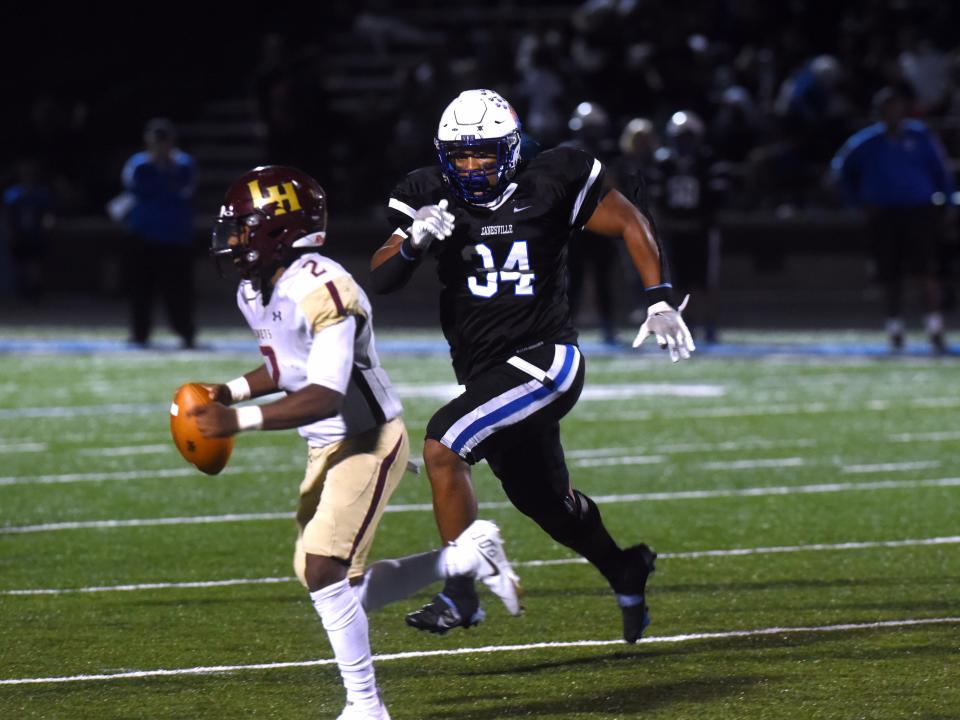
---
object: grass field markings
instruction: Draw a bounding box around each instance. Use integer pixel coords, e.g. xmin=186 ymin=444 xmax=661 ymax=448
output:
xmin=3 ymin=392 xmax=956 ymax=425
xmin=0 ymin=443 xmax=46 ymax=453
xmin=76 ymin=444 xmax=172 ymax=456
xmin=393 ymin=383 xmax=727 ymax=400
xmin=0 ymin=512 xmax=293 ymax=534
xmin=577 ymin=396 xmax=960 ymax=422
xmin=2 ymin=577 xmax=295 ymax=596
xmin=701 ymin=457 xmax=806 ymax=470
xmin=2 ymin=617 xmax=958 ymax=686
xmin=913 ymin=397 xmax=960 ymax=408
xmin=889 ymin=430 xmax=960 ymax=442
xmin=522 ymin=535 xmax=960 ymax=565
xmin=5 ymin=535 xmax=959 ymax=597
xmin=6 ymin=476 xmax=960 ymax=535
xmin=841 ymin=461 xmax=940 ymax=474
xmin=565 ymin=438 xmax=819 ymax=459
xmin=0 ymin=463 xmax=304 ymax=486
xmin=0 ymin=403 xmax=159 ymax=419
xmin=573 ymin=455 xmax=666 ymax=468
xmin=0 ymin=468 xmax=197 ymax=486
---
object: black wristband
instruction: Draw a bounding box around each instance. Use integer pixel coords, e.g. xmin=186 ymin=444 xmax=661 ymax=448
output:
xmin=644 ymin=283 xmax=674 ymax=307
xmin=399 ymin=234 xmax=422 ymax=261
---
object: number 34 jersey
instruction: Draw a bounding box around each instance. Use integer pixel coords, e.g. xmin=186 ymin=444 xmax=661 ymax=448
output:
xmin=387 ymin=146 xmax=607 ymax=383
xmin=236 ymin=252 xmax=402 ymax=448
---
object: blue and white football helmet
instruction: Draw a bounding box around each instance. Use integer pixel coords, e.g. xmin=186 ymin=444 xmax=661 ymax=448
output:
xmin=434 ymin=89 xmax=522 ymax=204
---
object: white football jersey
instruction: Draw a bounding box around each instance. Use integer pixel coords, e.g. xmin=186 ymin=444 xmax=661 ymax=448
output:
xmin=236 ymin=251 xmax=402 ymax=448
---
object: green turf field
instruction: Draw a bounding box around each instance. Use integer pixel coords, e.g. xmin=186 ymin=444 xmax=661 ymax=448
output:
xmin=1 ymin=330 xmax=958 ymax=719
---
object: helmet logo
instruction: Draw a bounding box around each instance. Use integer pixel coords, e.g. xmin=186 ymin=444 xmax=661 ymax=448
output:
xmin=247 ymin=180 xmax=302 ymax=215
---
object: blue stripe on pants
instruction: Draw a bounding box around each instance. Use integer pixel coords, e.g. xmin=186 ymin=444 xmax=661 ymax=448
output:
xmin=451 ymin=345 xmax=576 ymax=454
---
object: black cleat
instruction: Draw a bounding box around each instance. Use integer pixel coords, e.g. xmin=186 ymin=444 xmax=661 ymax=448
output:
xmin=614 ymin=543 xmax=657 ymax=643
xmin=405 ymin=592 xmax=486 ymax=635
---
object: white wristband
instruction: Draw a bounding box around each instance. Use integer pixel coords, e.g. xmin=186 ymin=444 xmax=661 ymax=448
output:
xmin=235 ymin=405 xmax=263 ymax=432
xmin=226 ymin=376 xmax=251 ymax=403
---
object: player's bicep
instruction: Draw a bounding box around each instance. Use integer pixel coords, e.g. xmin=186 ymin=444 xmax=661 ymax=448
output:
xmin=583 ymin=188 xmax=650 ymax=237
xmin=306 ymin=316 xmax=356 ymax=394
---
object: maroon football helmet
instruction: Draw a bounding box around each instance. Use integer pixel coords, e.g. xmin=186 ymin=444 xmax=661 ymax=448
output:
xmin=212 ymin=165 xmax=327 ymax=279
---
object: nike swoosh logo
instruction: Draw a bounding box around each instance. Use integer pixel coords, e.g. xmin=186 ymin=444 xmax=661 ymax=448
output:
xmin=481 ymin=554 xmax=500 ymax=576
xmin=513 ymin=205 xmax=532 ymax=213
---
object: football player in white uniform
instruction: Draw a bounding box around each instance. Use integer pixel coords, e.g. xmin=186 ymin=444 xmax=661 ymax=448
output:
xmin=190 ymin=166 xmax=520 ymax=720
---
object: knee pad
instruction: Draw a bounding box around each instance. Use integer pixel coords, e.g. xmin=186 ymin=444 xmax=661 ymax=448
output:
xmin=508 ymin=486 xmax=601 ymax=545
xmin=563 ymin=489 xmax=602 ymax=532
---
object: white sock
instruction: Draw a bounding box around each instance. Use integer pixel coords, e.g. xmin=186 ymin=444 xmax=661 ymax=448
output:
xmin=353 ymin=544 xmax=478 ymax=613
xmin=925 ymin=312 xmax=944 ymax=335
xmin=310 ymin=579 xmax=379 ymax=710
xmin=437 ymin=541 xmax=480 ymax=578
xmin=354 ymin=550 xmax=444 ymax=613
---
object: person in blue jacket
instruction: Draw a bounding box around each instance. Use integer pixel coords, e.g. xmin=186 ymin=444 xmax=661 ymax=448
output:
xmin=120 ymin=118 xmax=197 ymax=348
xmin=832 ymin=86 xmax=956 ymax=353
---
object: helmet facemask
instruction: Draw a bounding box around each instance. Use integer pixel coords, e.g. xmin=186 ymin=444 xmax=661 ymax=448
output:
xmin=211 ymin=210 xmax=265 ymax=280
xmin=435 ymin=133 xmax=521 ymax=204
xmin=434 ymin=89 xmax=523 ymax=205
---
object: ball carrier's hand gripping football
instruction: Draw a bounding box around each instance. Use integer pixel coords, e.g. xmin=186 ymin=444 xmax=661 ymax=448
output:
xmin=170 ymin=383 xmax=234 ymax=475
xmin=632 ymin=294 xmax=696 ymax=362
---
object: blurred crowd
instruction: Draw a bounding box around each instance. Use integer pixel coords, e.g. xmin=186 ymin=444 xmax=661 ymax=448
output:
xmin=247 ymin=0 xmax=960 ymax=214
xmin=5 ymin=1 xmax=960 ymax=219
xmin=2 ymin=0 xmax=960 ymax=346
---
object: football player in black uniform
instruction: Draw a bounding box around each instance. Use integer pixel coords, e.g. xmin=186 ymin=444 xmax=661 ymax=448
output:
xmin=651 ymin=110 xmax=725 ymax=342
xmin=370 ymin=89 xmax=694 ymax=643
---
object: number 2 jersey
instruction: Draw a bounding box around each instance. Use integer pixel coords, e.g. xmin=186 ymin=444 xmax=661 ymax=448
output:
xmin=236 ymin=251 xmax=402 ymax=448
xmin=386 ymin=146 xmax=607 ymax=383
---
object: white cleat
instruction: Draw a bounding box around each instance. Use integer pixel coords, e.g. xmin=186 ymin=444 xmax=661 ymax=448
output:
xmin=336 ymin=695 xmax=391 ymax=720
xmin=458 ymin=519 xmax=524 ymax=616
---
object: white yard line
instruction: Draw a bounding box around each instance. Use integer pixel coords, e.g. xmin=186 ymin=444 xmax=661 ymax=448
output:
xmin=701 ymin=457 xmax=806 ymax=470
xmin=573 ymin=455 xmax=666 ymax=468
xmin=0 ymin=443 xmax=47 ymax=453
xmin=1 ymin=617 xmax=956 ymax=686
xmin=77 ymin=445 xmax=172 ymax=457
xmin=5 ymin=477 xmax=960 ymax=534
xmin=888 ymin=430 xmax=960 ymax=443
xmin=576 ymin=397 xmax=960 ymax=422
xmin=394 ymin=383 xmax=726 ymax=400
xmin=0 ymin=464 xmax=303 ymax=486
xmin=0 ymin=404 xmax=159 ymax=419
xmin=3 ymin=394 xmax=957 ymax=424
xmin=565 ymin=438 xmax=819 ymax=459
xmin=4 ymin=535 xmax=957 ymax=596
xmin=842 ymin=461 xmax=940 ymax=474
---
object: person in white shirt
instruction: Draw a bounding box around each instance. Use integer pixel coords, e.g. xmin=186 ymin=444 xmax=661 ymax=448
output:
xmin=190 ymin=165 xmax=519 ymax=720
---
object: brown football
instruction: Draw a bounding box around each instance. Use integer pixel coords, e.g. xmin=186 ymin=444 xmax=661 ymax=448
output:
xmin=170 ymin=383 xmax=234 ymax=475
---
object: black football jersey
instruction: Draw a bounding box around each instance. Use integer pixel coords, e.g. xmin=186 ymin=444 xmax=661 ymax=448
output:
xmin=386 ymin=146 xmax=606 ymax=382
xmin=650 ymin=148 xmax=721 ymax=230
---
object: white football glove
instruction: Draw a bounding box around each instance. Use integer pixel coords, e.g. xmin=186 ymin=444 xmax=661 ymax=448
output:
xmin=632 ymin=294 xmax=696 ymax=362
xmin=409 ymin=199 xmax=455 ymax=250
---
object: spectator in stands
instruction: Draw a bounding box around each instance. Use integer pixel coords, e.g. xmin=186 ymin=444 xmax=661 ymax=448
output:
xmin=831 ymin=86 xmax=956 ymax=353
xmin=563 ymin=101 xmax=622 ymax=345
xmin=611 ymin=118 xmax=664 ymax=324
xmin=115 ymin=118 xmax=197 ymax=348
xmin=651 ymin=111 xmax=726 ymax=343
xmin=2 ymin=159 xmax=54 ymax=301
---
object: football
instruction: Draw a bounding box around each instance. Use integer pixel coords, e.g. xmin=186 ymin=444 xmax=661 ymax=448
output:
xmin=170 ymin=383 xmax=234 ymax=475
